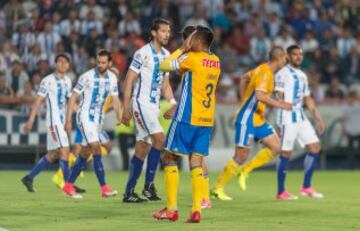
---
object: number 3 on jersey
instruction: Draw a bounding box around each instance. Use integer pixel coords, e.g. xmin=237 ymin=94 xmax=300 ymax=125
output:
xmin=202 ymin=83 xmax=214 ymax=108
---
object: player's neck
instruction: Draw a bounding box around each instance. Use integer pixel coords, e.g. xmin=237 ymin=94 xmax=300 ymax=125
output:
xmin=55 ymin=71 xmax=65 ymax=78
xmin=267 ymin=62 xmax=278 ymax=73
xmin=151 ymin=41 xmax=162 ymax=53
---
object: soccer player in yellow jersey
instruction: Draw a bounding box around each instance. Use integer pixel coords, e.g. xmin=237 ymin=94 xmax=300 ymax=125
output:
xmin=211 ymin=46 xmax=293 ymax=201
xmin=153 ymin=26 xmax=220 ymax=223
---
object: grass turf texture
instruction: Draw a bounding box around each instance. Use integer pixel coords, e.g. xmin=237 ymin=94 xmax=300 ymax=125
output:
xmin=0 ymin=171 xmax=359 ymax=231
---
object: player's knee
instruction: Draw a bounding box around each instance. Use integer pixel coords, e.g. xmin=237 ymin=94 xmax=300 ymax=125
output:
xmin=162 ymin=150 xmax=177 ymax=165
xmin=46 ymin=151 xmax=58 ymax=163
xmin=89 ymin=143 xmax=101 ymax=154
xmin=104 ymin=142 xmax=112 ymax=153
xmin=234 ymin=147 xmax=249 ymax=164
xmin=269 ymin=144 xmax=281 ymax=155
xmin=280 ymin=151 xmax=291 ymax=158
xmin=152 ymin=135 xmax=165 ymax=149
xmin=308 ymin=142 xmax=321 ymax=154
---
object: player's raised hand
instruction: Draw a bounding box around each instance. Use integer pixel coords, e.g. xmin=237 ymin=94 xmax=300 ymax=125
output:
xmin=183 ymin=30 xmax=196 ymax=52
xmin=164 ymin=105 xmax=177 ymax=120
xmin=23 ymin=121 xmax=33 ymax=133
xmin=121 ymin=107 xmax=132 ymax=126
xmin=64 ymin=120 xmax=72 ymax=133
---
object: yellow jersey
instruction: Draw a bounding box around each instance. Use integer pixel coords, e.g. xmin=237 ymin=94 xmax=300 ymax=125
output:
xmin=175 ymin=51 xmax=221 ymax=127
xmin=235 ymin=63 xmax=274 ymax=126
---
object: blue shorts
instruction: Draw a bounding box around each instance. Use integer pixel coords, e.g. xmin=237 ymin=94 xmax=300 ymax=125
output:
xmin=165 ymin=121 xmax=212 ymax=156
xmin=235 ymin=122 xmax=275 ymax=147
xmin=74 ymin=125 xmax=110 ymax=145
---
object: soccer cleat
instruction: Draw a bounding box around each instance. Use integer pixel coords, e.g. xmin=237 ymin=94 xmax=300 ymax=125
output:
xmin=210 ymin=187 xmax=233 ymax=201
xmin=123 ymin=190 xmax=147 ymax=203
xmin=201 ymin=199 xmax=212 ymax=209
xmin=21 ymin=176 xmax=35 ymax=192
xmin=300 ymin=187 xmax=324 ymax=199
xmin=52 ymin=173 xmax=65 ymax=189
xmin=74 ymin=185 xmax=86 ymax=194
xmin=185 ymin=211 xmax=201 ymax=223
xmin=276 ymin=191 xmax=299 ymax=200
xmin=101 ymin=185 xmax=118 ymax=197
xmin=238 ymin=171 xmax=248 ymax=191
xmin=153 ymin=208 xmax=179 ymax=222
xmin=62 ymin=183 xmax=82 ymax=199
xmin=142 ymin=183 xmax=161 ymax=201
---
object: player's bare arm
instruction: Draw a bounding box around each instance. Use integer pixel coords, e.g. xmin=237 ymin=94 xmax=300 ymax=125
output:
xmin=304 ymin=96 xmax=325 ymax=135
xmin=112 ymin=95 xmax=123 ymax=124
xmin=239 ymin=72 xmax=251 ymax=102
xmin=121 ymin=69 xmax=138 ymax=126
xmin=255 ymin=90 xmax=292 ymax=110
xmin=24 ymin=96 xmax=45 ymax=133
xmin=162 ymin=76 xmax=177 ymax=119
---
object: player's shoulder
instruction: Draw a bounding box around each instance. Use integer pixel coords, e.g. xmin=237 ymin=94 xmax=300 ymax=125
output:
xmin=161 ymin=47 xmax=170 ymax=56
xmin=134 ymin=43 xmax=151 ymax=56
xmin=107 ymin=70 xmax=118 ymax=82
xmin=80 ymin=68 xmax=94 ymax=79
xmin=276 ymin=66 xmax=289 ymax=76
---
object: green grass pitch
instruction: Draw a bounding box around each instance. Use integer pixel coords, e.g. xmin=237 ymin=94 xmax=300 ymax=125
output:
xmin=1 ymin=170 xmax=359 ymax=231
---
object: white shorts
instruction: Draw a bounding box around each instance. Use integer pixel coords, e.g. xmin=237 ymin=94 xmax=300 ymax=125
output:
xmin=278 ymin=119 xmax=319 ymax=151
xmin=132 ymin=101 xmax=163 ymax=143
xmin=77 ymin=120 xmax=103 ymax=146
xmin=47 ymin=124 xmax=69 ymax=151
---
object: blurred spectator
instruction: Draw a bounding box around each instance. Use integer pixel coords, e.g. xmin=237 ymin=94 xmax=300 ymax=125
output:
xmin=211 ymin=7 xmax=233 ymax=32
xmin=244 ymin=13 xmax=263 ymax=38
xmin=73 ymin=46 xmax=90 ymax=75
xmin=325 ymin=77 xmax=346 ymax=100
xmin=37 ymin=21 xmax=61 ymax=57
xmin=336 ymin=29 xmax=357 ymax=58
xmin=79 ymin=0 xmax=104 ymax=20
xmin=111 ymin=46 xmax=127 ymax=76
xmin=83 ymin=28 xmax=103 ymax=58
xmin=250 ymin=30 xmax=271 ymax=64
xmin=22 ymin=0 xmax=37 ymax=18
xmin=0 ymin=42 xmax=20 ymax=72
xmin=227 ymin=25 xmax=250 ymax=57
xmin=37 ymin=58 xmax=52 ymax=77
xmin=118 ymin=11 xmax=141 ymax=36
xmin=300 ymin=31 xmax=319 ymax=53
xmin=11 ymin=22 xmax=36 ymax=55
xmin=346 ymin=47 xmax=360 ymax=83
xmin=185 ymin=6 xmax=209 ymax=27
xmin=274 ymin=28 xmax=296 ymax=50
xmin=322 ymin=47 xmax=342 ymax=82
xmin=16 ymin=81 xmax=35 ymax=114
xmin=51 ymin=11 xmax=62 ymax=34
xmin=81 ymin=10 xmax=103 ymax=36
xmin=30 ymin=71 xmax=41 ymax=92
xmin=5 ymin=59 xmax=29 ymax=95
xmin=105 ymin=30 xmax=122 ymax=51
xmin=264 ymin=12 xmax=282 ymax=39
xmin=59 ymin=9 xmax=81 ymax=37
xmin=3 ymin=0 xmax=26 ymax=33
xmin=22 ymin=43 xmax=47 ymax=73
xmin=308 ymin=71 xmax=325 ymax=103
xmin=110 ymin=0 xmax=130 ymax=22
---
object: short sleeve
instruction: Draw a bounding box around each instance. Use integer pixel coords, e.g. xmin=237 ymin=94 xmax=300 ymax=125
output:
xmin=275 ymin=72 xmax=285 ymax=92
xmin=110 ymin=76 xmax=119 ymax=96
xmin=178 ymin=53 xmax=193 ymax=72
xmin=37 ymin=78 xmax=49 ymax=97
xmin=254 ymin=70 xmax=271 ymax=93
xmin=73 ymin=74 xmax=88 ymax=94
xmin=129 ymin=50 xmax=144 ymax=74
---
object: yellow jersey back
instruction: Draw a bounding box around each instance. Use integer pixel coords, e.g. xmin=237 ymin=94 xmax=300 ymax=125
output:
xmin=175 ymin=51 xmax=221 ymax=127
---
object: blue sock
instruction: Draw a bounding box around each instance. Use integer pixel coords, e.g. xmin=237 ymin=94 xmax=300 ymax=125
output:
xmin=93 ymin=155 xmax=106 ymax=186
xmin=303 ymin=152 xmax=319 ymax=188
xmin=68 ymin=156 xmax=87 ymax=184
xmin=125 ymin=155 xmax=144 ymax=193
xmin=145 ymin=147 xmax=162 ymax=186
xmin=277 ymin=156 xmax=289 ymax=195
xmin=27 ymin=156 xmax=51 ymax=179
xmin=59 ymin=160 xmax=70 ymax=182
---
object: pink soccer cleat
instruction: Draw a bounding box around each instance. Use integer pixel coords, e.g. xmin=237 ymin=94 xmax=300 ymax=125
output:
xmin=276 ymin=191 xmax=298 ymax=200
xmin=300 ymin=187 xmax=323 ymax=199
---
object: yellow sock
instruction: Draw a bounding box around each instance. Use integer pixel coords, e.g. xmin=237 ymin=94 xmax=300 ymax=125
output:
xmin=68 ymin=152 xmax=76 ymax=168
xmin=213 ymin=159 xmax=240 ymax=189
xmin=55 ymin=168 xmax=63 ymax=180
xmin=100 ymin=146 xmax=108 ymax=157
xmin=202 ymin=174 xmax=210 ymax=201
xmin=165 ymin=165 xmax=179 ymax=211
xmin=191 ymin=167 xmax=203 ymax=213
xmin=242 ymin=148 xmax=275 ymax=174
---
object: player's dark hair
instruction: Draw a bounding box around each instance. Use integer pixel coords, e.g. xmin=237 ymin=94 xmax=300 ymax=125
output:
xmin=269 ymin=46 xmax=285 ymax=61
xmin=193 ymin=25 xmax=214 ymax=48
xmin=55 ymin=53 xmax=71 ymax=63
xmin=287 ymin=44 xmax=301 ymax=54
xmin=97 ymin=49 xmax=112 ymax=61
xmin=149 ymin=18 xmax=171 ymax=40
xmin=182 ymin=25 xmax=196 ymax=40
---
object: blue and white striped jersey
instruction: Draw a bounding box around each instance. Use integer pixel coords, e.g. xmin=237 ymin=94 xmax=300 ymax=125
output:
xmin=37 ymin=73 xmax=72 ymax=126
xmin=74 ymin=68 xmax=118 ymax=125
xmin=129 ymin=42 xmax=170 ymax=107
xmin=275 ymin=65 xmax=310 ymax=125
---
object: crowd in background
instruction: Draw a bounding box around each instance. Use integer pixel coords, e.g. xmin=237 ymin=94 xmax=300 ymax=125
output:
xmin=0 ymin=0 xmax=360 ymax=114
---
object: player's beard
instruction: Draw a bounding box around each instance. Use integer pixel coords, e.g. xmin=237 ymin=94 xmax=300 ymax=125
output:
xmin=98 ymin=66 xmax=107 ymax=74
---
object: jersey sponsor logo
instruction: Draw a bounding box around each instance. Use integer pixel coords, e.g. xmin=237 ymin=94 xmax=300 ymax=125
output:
xmin=201 ymin=59 xmax=220 ymax=69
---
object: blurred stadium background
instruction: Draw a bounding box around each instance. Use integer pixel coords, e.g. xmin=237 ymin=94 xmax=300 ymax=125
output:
xmin=0 ymin=0 xmax=360 ymax=170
